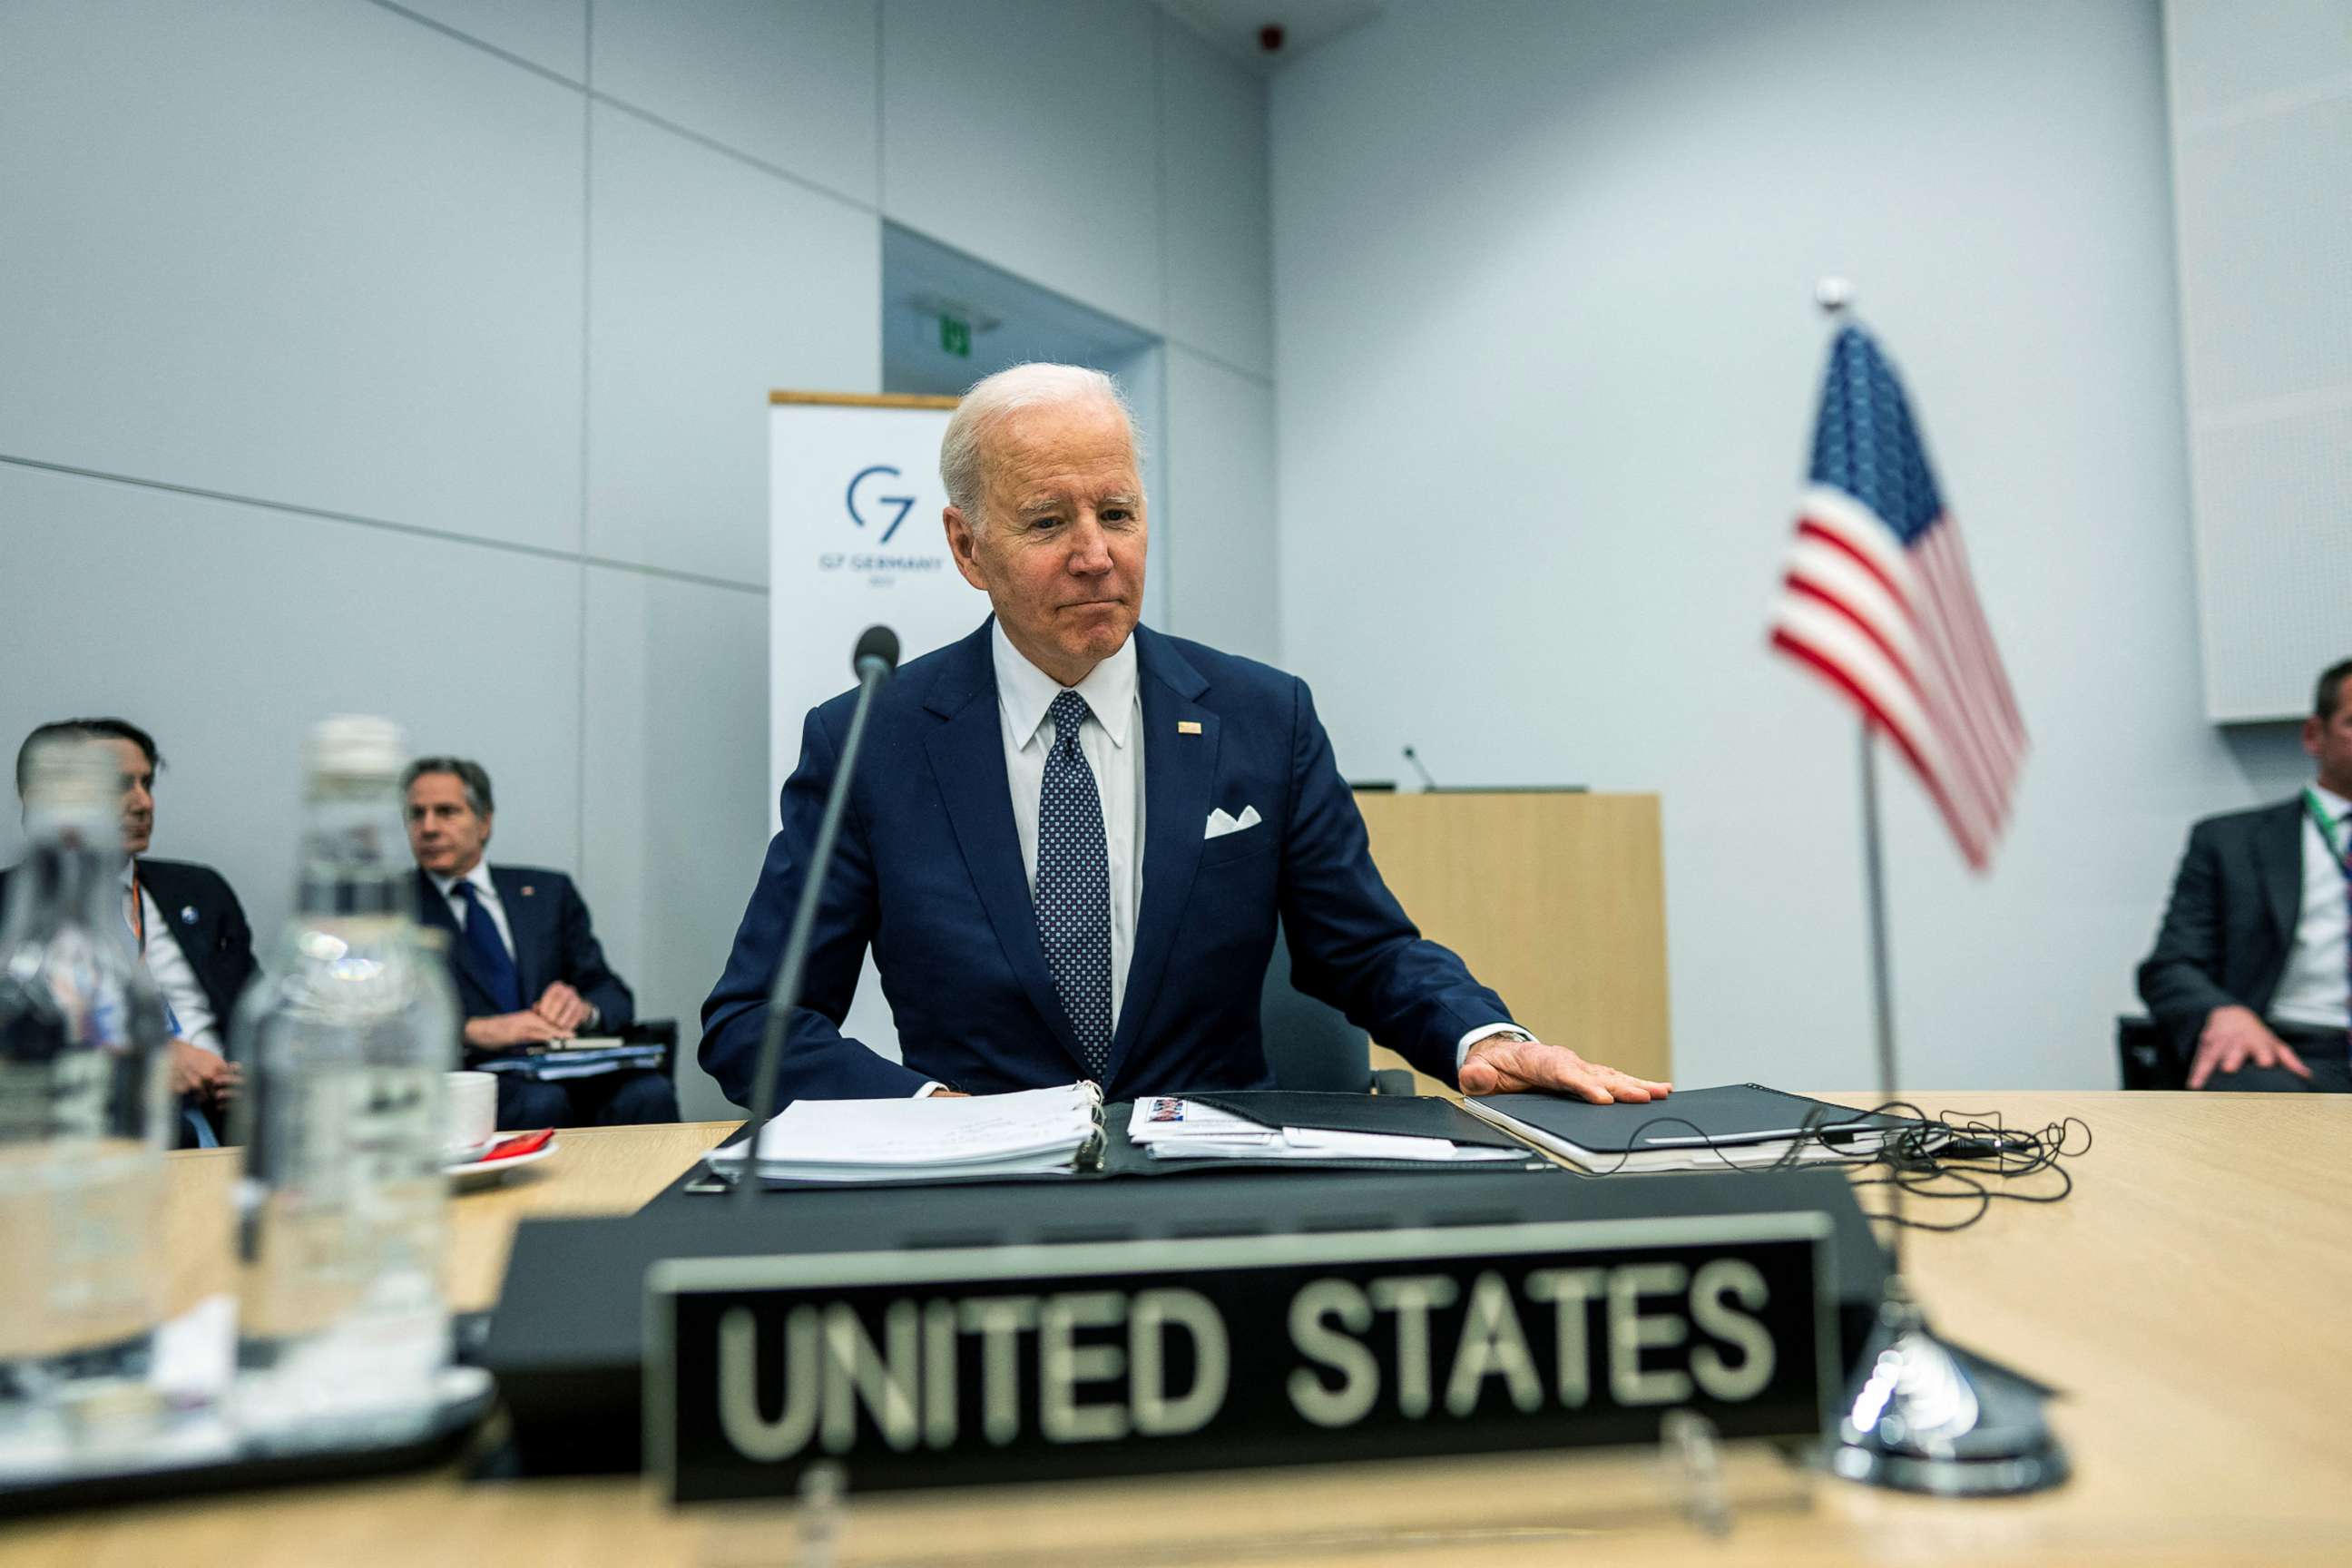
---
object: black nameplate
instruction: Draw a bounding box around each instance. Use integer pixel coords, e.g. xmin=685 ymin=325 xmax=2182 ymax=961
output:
xmin=646 ymin=1214 xmax=1834 ymax=1502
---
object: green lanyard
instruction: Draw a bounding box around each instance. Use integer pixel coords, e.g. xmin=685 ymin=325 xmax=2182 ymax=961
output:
xmin=2303 ymin=789 xmax=2350 ymax=868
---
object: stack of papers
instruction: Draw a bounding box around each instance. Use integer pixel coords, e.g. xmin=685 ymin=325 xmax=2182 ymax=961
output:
xmin=1463 ymin=1083 xmax=1934 ymax=1173
xmin=705 ymin=1083 xmax=1103 ymax=1183
xmin=1128 ymin=1097 xmax=1525 ymax=1163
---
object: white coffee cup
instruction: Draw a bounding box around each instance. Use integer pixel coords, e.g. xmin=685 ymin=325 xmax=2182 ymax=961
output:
xmin=447 ymin=1070 xmax=497 ymax=1154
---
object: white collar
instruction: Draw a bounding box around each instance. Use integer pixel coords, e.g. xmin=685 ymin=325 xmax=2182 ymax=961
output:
xmin=991 ymin=620 xmax=1137 ymax=750
xmin=119 ymin=858 xmax=137 ymax=890
xmin=2311 ymin=782 xmax=2352 ymax=822
xmin=429 ymin=860 xmax=496 ymax=900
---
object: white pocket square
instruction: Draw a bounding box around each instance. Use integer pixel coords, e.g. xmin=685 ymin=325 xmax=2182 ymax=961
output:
xmin=1204 ymin=805 xmax=1262 ymax=840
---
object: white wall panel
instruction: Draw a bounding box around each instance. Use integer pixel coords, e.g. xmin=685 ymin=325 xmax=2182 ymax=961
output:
xmin=1159 ymin=17 xmax=1272 ymax=377
xmin=593 ymin=0 xmax=879 ymax=203
xmin=1163 ymin=347 xmax=1277 ymax=662
xmin=880 ymin=0 xmax=1163 ymax=331
xmin=393 ymin=0 xmax=588 ymax=80
xmin=580 ymin=565 xmax=769 ymax=1123
xmin=0 ymin=0 xmax=585 ymax=552
xmin=0 ymin=464 xmax=583 ymax=960
xmin=2166 ymin=0 xmax=2352 ymax=120
xmin=2175 ymin=96 xmax=2352 ymax=411
xmin=587 ymin=105 xmax=880 ymax=586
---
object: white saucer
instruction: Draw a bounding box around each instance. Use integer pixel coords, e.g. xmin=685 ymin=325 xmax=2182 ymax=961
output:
xmin=444 ymin=1138 xmax=559 ymax=1186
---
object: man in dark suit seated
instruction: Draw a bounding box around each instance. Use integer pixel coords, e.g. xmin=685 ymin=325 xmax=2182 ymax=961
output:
xmin=701 ymin=362 xmax=1671 ymax=1109
xmin=2140 ymin=657 xmax=2352 ymax=1092
xmin=6 ymin=718 xmax=253 ymax=1146
xmin=403 ymin=756 xmax=679 ymax=1129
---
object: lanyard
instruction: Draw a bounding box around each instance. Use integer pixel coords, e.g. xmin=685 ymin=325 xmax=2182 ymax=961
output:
xmin=2302 ymin=789 xmax=2351 ymax=875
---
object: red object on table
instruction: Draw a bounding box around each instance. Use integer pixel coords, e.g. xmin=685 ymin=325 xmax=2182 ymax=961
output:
xmin=482 ymin=1128 xmax=554 ymax=1161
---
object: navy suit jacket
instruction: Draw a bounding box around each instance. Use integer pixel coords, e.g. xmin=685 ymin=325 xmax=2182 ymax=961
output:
xmin=700 ymin=621 xmax=1513 ymax=1106
xmin=413 ymin=865 xmax=633 ymax=1029
xmin=2136 ymin=799 xmax=2310 ymax=1060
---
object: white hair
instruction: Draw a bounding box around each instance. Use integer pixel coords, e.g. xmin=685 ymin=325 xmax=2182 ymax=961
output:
xmin=938 ymin=363 xmax=1142 ymax=532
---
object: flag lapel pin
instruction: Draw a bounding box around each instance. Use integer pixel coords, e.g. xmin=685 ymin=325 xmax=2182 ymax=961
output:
xmin=1178 ymin=720 xmax=1203 ymax=735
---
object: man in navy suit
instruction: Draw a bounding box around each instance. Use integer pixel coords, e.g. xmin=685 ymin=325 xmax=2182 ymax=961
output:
xmin=701 ymin=363 xmax=1672 ymax=1110
xmin=404 ymin=757 xmax=678 ymax=1129
xmin=2139 ymin=657 xmax=2352 ymax=1092
xmin=6 ymin=717 xmax=253 ymax=1147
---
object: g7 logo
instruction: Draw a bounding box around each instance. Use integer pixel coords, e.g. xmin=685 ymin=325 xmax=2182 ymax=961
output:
xmin=846 ymin=465 xmax=915 ymax=544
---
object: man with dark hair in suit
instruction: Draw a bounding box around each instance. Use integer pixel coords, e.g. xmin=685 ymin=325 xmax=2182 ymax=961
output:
xmin=404 ymin=756 xmax=678 ymax=1129
xmin=6 ymin=717 xmax=254 ymax=1146
xmin=702 ymin=363 xmax=1672 ymax=1109
xmin=2140 ymin=657 xmax=2352 ymax=1092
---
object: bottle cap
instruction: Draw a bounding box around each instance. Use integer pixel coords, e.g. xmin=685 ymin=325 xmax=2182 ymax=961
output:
xmin=305 ymin=715 xmax=408 ymax=779
xmin=19 ymin=736 xmax=123 ymax=838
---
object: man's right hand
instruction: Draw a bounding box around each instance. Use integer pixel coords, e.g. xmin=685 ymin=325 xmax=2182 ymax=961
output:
xmin=465 ymin=1012 xmax=573 ymax=1051
xmin=169 ymin=1039 xmax=240 ymax=1104
xmin=2187 ymin=1004 xmax=2310 ymax=1089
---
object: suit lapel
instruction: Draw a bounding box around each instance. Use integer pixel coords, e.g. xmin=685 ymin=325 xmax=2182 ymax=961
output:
xmin=924 ymin=623 xmax=1093 ymax=1075
xmin=2259 ymin=798 xmax=2308 ymax=945
xmin=491 ymin=867 xmax=543 ymax=1000
xmin=1105 ymin=630 xmax=1216 ymax=1086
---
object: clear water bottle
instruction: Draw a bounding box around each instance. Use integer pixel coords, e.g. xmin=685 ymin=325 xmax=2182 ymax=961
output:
xmin=230 ymin=717 xmax=459 ymax=1444
xmin=0 ymin=737 xmax=173 ymax=1474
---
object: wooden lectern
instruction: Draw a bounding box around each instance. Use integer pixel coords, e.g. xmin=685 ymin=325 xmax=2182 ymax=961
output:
xmin=1354 ymin=791 xmax=1671 ymax=1089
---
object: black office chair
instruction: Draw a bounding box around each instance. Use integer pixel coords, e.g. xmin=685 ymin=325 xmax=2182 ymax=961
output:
xmin=2116 ymin=1014 xmax=2186 ymax=1090
xmin=1259 ymin=921 xmax=1417 ymax=1094
xmin=617 ymin=1018 xmax=681 ymax=1082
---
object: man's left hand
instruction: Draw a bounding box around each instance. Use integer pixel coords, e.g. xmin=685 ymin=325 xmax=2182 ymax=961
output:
xmin=534 ymin=983 xmax=593 ymax=1033
xmin=1459 ymin=1034 xmax=1671 ymax=1104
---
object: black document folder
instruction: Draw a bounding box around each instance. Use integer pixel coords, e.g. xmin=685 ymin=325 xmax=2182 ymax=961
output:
xmin=691 ymin=1092 xmax=1554 ymax=1194
xmin=1465 ymin=1083 xmax=1926 ymax=1172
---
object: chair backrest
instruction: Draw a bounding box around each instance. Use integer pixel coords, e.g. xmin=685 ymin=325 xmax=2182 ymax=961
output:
xmin=1259 ymin=921 xmax=1375 ymax=1093
xmin=2116 ymin=1014 xmax=2185 ymax=1090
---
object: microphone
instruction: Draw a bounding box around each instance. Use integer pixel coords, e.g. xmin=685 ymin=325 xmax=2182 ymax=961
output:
xmin=853 ymin=623 xmax=899 ymax=682
xmin=737 ymin=624 xmax=899 ymax=1204
xmin=1401 ymin=744 xmax=1439 ymax=792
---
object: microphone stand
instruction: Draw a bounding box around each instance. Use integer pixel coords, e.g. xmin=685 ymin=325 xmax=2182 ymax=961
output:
xmin=735 ymin=632 xmax=897 ymax=1207
xmin=1814 ymin=279 xmax=2065 ymax=1494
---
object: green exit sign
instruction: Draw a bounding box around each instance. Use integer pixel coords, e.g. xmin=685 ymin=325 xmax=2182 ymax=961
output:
xmin=939 ymin=312 xmax=972 ymax=358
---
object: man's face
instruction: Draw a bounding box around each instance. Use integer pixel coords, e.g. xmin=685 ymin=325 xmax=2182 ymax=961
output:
xmin=944 ymin=397 xmax=1146 ymax=686
xmin=2305 ymin=686 xmax=2352 ymax=797
xmin=103 ymin=738 xmax=154 ymax=857
xmin=406 ymin=772 xmax=491 ymax=878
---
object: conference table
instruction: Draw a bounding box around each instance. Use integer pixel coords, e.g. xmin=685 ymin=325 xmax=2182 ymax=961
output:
xmin=6 ymin=1092 xmax=2347 ymax=1566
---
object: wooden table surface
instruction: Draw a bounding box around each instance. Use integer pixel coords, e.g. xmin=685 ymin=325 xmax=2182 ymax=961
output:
xmin=8 ymin=1092 xmax=2349 ymax=1566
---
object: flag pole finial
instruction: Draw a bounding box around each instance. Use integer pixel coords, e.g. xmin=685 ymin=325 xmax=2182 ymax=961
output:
xmin=1814 ymin=275 xmax=1854 ymax=316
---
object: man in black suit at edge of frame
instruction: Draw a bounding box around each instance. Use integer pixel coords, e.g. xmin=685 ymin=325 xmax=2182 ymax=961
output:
xmin=2140 ymin=656 xmax=2352 ymax=1092
xmin=5 ymin=717 xmax=255 ymax=1146
xmin=404 ymin=755 xmax=679 ymax=1129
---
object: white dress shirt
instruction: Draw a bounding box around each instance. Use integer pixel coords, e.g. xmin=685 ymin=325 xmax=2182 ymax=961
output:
xmin=2269 ymin=783 xmax=2352 ymax=1031
xmin=122 ymin=861 xmax=221 ymax=1055
xmin=993 ymin=621 xmax=1145 ymax=1029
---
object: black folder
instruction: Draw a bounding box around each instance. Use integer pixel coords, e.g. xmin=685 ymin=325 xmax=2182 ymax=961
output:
xmin=1468 ymin=1083 xmax=1921 ymax=1164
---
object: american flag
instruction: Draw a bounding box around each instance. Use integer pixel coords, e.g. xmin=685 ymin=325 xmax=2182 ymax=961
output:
xmin=1769 ymin=325 xmax=2026 ymax=870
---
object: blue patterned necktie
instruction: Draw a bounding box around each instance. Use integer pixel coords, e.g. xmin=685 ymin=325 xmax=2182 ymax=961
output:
xmin=456 ymin=879 xmax=524 ymax=1014
xmin=1034 ymin=689 xmax=1113 ymax=1078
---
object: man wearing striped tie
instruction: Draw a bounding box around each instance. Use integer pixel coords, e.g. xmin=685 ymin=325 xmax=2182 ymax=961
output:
xmin=2140 ymin=659 xmax=2352 ymax=1093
